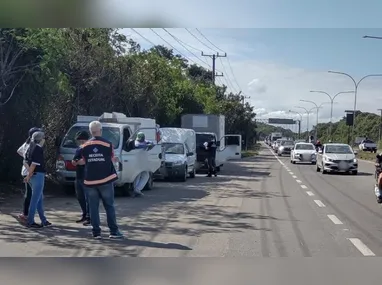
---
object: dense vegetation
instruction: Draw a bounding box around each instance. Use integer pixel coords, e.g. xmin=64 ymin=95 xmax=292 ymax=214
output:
xmin=0 ymin=28 xmax=257 ymax=183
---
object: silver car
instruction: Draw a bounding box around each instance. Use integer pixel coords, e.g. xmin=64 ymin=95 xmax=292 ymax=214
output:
xmin=290 ymin=142 xmax=317 ymax=164
xmin=278 ymin=140 xmax=295 ymax=156
xmin=316 ymin=143 xmax=358 ymax=175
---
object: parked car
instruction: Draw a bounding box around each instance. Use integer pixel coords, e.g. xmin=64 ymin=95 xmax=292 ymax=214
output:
xmin=278 ymin=140 xmax=295 ymax=156
xmin=316 ymin=143 xmax=358 ymax=175
xmin=359 ymin=139 xmax=377 ymax=153
xmin=290 ymin=142 xmax=317 ymax=164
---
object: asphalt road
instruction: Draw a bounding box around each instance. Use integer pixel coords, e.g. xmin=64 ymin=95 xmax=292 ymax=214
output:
xmin=0 ymin=143 xmax=381 ymax=258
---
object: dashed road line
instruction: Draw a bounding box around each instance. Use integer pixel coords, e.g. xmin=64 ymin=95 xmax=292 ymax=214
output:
xmin=314 ymin=200 xmax=326 ymax=208
xmin=300 ymin=185 xmax=308 ymax=189
xmin=306 ymin=191 xmax=314 ymax=196
xmin=289 ymin=172 xmax=294 ymax=175
xmin=292 ymin=175 xmax=297 ymax=179
xmin=296 ymin=180 xmax=302 ymax=184
xmin=347 ymin=238 xmax=375 ymax=256
xmin=327 ymin=214 xmax=343 ymax=225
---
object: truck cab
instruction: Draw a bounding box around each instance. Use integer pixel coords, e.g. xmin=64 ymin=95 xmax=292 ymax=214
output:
xmin=55 ymin=112 xmax=163 ymax=195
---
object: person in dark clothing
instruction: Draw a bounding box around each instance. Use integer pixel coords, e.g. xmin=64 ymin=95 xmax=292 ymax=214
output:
xmin=16 ymin=127 xmax=42 ymax=221
xmin=203 ymin=138 xmax=218 ymax=177
xmin=72 ymin=131 xmax=91 ymax=225
xmin=74 ymin=121 xmax=123 ymax=239
xmin=315 ymin=140 xmax=323 ymax=151
xmin=24 ymin=131 xmax=51 ymax=228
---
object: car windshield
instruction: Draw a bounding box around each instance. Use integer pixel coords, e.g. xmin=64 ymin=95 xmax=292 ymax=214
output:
xmin=325 ymin=145 xmax=353 ymax=154
xmin=61 ymin=126 xmax=120 ymax=149
xmin=295 ymin=144 xmax=315 ymax=150
xmin=281 ymin=141 xmax=294 ymax=146
xmin=163 ymin=143 xmax=184 ymax=154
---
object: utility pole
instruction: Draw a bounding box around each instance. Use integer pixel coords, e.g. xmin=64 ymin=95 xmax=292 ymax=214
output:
xmin=378 ymin=108 xmax=382 ymax=142
xmin=202 ymin=52 xmax=227 ymax=84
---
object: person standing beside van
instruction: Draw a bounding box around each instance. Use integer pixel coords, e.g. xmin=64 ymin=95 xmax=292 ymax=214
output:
xmin=203 ymin=137 xmax=218 ymax=177
xmin=24 ymin=131 xmax=51 ymax=228
xmin=76 ymin=121 xmax=123 ymax=239
xmin=72 ymin=131 xmax=91 ymax=225
xmin=16 ymin=127 xmax=42 ymax=221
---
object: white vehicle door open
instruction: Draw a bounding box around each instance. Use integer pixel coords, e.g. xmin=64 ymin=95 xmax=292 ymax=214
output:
xmin=219 ymin=134 xmax=242 ymax=161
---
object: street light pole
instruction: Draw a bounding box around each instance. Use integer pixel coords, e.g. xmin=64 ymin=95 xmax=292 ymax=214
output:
xmin=299 ymin=100 xmax=329 ymax=141
xmin=309 ymin=90 xmax=354 ymax=140
xmin=295 ymin=106 xmax=316 ymax=139
xmin=328 ymin=71 xmax=382 ymax=146
xmin=288 ymin=110 xmax=303 ymax=139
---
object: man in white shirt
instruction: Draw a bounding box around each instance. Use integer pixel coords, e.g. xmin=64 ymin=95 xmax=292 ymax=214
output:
xmin=16 ymin=127 xmax=42 ymax=221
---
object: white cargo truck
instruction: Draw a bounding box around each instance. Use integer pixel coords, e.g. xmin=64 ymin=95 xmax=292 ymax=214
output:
xmin=181 ymin=114 xmax=242 ymax=172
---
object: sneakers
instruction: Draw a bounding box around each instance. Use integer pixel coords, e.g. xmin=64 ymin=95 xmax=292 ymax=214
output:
xmin=109 ymin=231 xmax=124 ymax=239
xmin=83 ymin=219 xmax=91 ymax=226
xmin=377 ymin=196 xmax=382 ymax=204
xmin=42 ymin=221 xmax=52 ymax=227
xmin=76 ymin=216 xmax=87 ymax=223
xmin=27 ymin=222 xmax=43 ymax=228
xmin=93 ymin=233 xmax=102 ymax=239
xmin=17 ymin=214 xmax=27 ymax=221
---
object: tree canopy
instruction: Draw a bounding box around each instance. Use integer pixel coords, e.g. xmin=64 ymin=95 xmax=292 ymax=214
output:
xmin=0 ymin=28 xmax=257 ymax=182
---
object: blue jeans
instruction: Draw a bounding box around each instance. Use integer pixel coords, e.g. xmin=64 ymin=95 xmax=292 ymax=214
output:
xmin=27 ymin=172 xmax=47 ymax=225
xmin=86 ymin=183 xmax=119 ymax=235
xmin=75 ymin=179 xmax=89 ymax=219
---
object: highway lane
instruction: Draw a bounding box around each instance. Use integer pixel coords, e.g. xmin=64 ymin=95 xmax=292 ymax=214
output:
xmin=272 ymin=144 xmax=382 ymax=256
xmin=0 ymin=144 xmax=378 ymax=257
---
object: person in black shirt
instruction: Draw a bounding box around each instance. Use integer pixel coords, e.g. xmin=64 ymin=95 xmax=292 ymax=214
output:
xmin=203 ymin=138 xmax=218 ymax=177
xmin=71 ymin=131 xmax=90 ymax=225
xmin=24 ymin=131 xmax=51 ymax=228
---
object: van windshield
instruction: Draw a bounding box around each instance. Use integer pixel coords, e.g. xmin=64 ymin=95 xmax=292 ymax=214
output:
xmin=163 ymin=143 xmax=184 ymax=154
xmin=61 ymin=126 xmax=120 ymax=149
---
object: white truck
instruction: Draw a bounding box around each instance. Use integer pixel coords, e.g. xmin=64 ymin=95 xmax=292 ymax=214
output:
xmin=270 ymin=132 xmax=282 ymax=144
xmin=55 ymin=112 xmax=164 ymax=195
xmin=181 ymin=114 xmax=242 ymax=172
xmin=155 ymin=127 xmax=196 ymax=181
xmin=359 ymin=139 xmax=377 ymax=153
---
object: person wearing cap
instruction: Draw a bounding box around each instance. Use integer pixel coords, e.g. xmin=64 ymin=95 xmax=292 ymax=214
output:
xmin=72 ymin=131 xmax=91 ymax=225
xmin=134 ymin=132 xmax=153 ymax=149
xmin=75 ymin=121 xmax=123 ymax=239
xmin=24 ymin=131 xmax=51 ymax=228
xmin=16 ymin=127 xmax=42 ymax=221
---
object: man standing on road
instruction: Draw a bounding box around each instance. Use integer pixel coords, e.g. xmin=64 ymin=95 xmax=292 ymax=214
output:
xmin=76 ymin=121 xmax=123 ymax=239
xmin=203 ymin=137 xmax=218 ymax=177
xmin=72 ymin=131 xmax=91 ymax=226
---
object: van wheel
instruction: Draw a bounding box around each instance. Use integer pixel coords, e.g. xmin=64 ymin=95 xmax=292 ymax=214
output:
xmin=189 ymin=167 xmax=196 ymax=178
xmin=180 ymin=166 xmax=187 ymax=182
xmin=143 ymin=172 xmax=154 ymax=190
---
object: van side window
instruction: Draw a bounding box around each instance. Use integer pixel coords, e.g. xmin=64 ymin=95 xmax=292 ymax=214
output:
xmin=123 ymin=127 xmax=131 ymax=151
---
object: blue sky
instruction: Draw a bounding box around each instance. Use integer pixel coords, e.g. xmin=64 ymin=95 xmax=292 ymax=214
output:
xmin=124 ymin=0 xmax=382 ymax=130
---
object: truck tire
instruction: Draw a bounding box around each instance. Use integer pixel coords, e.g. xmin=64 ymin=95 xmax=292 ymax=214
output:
xmin=189 ymin=167 xmax=196 ymax=178
xmin=180 ymin=166 xmax=187 ymax=182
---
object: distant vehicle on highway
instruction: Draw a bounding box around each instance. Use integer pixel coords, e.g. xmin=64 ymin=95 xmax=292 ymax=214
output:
xmin=359 ymin=139 xmax=377 ymax=153
xmin=316 ymin=143 xmax=358 ymax=175
xmin=290 ymin=142 xmax=317 ymax=164
xmin=277 ymin=140 xmax=295 ymax=156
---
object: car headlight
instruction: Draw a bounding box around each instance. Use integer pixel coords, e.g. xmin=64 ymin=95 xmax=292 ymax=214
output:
xmin=353 ymin=158 xmax=357 ymax=163
xmin=324 ymin=156 xmax=333 ymax=162
xmin=173 ymin=160 xmax=183 ymax=166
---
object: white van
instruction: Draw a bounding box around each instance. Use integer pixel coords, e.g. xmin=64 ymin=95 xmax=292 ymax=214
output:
xmin=55 ymin=112 xmax=164 ymax=195
xmin=155 ymin=128 xmax=196 ymax=181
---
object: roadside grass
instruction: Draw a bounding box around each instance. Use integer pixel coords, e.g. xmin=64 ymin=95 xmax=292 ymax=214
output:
xmin=242 ymin=143 xmax=261 ymax=158
xmin=357 ymin=150 xmax=380 ymax=161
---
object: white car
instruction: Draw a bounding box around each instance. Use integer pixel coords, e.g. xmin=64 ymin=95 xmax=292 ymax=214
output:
xmin=359 ymin=139 xmax=377 ymax=153
xmin=278 ymin=140 xmax=295 ymax=156
xmin=316 ymin=143 xmax=358 ymax=175
xmin=290 ymin=142 xmax=317 ymax=164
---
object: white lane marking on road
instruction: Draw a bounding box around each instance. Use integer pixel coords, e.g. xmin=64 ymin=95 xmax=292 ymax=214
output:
xmin=292 ymin=175 xmax=297 ymax=178
xmin=327 ymin=214 xmax=343 ymax=225
xmin=314 ymin=200 xmax=326 ymax=207
xmin=300 ymin=185 xmax=308 ymax=189
xmin=347 ymin=238 xmax=375 ymax=256
xmin=306 ymin=191 xmax=314 ymax=196
xmin=289 ymin=172 xmax=294 ymax=175
xmin=296 ymin=180 xmax=302 ymax=183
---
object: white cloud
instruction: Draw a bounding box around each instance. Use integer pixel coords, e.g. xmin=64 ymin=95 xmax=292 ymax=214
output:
xmin=124 ymin=28 xmax=382 ymax=130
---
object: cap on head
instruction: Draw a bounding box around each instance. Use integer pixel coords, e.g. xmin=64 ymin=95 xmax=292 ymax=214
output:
xmin=28 ymin=127 xmax=42 ymax=138
xmin=137 ymin=132 xmax=145 ymax=140
xmin=32 ymin=131 xmax=45 ymax=143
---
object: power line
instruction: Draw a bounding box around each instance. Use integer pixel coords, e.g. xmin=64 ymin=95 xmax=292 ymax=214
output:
xmin=130 ymin=28 xmax=156 ymax=46
xmin=196 ymin=28 xmax=226 ymax=53
xmin=219 ymin=57 xmax=237 ymax=93
xmin=185 ymin=28 xmax=216 ymax=52
xmin=226 ymin=57 xmax=241 ymax=91
xmin=149 ymin=28 xmax=200 ymax=66
xmin=162 ymin=28 xmax=211 ymax=69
